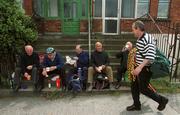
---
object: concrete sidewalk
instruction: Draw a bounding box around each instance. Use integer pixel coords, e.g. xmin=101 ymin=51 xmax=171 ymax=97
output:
xmin=0 ymin=92 xmax=179 ymax=115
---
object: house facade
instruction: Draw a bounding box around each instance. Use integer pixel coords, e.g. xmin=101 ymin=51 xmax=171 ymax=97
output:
xmin=21 ymin=0 xmax=180 ymax=35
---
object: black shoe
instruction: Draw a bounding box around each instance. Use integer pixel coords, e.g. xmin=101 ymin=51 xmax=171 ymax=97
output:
xmin=126 ymin=104 xmax=141 ymax=111
xmin=157 ymin=97 xmax=168 ymax=111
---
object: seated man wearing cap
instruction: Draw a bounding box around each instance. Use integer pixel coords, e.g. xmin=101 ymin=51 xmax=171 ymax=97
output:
xmin=40 ymin=47 xmax=66 ymax=90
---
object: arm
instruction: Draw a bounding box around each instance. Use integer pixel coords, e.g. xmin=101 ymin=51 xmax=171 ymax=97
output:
xmin=55 ymin=53 xmax=64 ymax=70
xmin=116 ymin=51 xmax=123 ymax=59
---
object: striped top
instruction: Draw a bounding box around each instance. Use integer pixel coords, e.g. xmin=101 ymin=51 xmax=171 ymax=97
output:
xmin=136 ymin=33 xmax=156 ymax=66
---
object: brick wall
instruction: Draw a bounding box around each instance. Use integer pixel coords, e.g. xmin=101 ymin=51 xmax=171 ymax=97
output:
xmin=80 ymin=20 xmax=88 ymax=32
xmin=23 ymin=0 xmax=33 ymax=15
xmin=44 ymin=20 xmax=61 ymax=32
xmin=149 ymin=0 xmax=158 ymax=18
xmin=169 ymin=0 xmax=180 ymax=23
xmin=92 ymin=19 xmax=102 ymax=32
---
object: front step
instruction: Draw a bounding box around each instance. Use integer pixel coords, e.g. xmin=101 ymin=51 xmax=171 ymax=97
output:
xmin=34 ymin=34 xmax=136 ymax=81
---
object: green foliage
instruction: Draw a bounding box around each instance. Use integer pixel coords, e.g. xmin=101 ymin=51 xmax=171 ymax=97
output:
xmin=0 ymin=0 xmax=38 ymax=84
xmin=0 ymin=0 xmax=37 ymax=54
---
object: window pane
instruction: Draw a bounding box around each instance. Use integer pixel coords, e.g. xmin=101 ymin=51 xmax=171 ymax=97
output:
xmin=137 ymin=0 xmax=149 ymax=17
xmin=105 ymin=0 xmax=118 ymax=17
xmin=72 ymin=2 xmax=77 ymax=18
xmin=64 ymin=2 xmax=71 ymax=18
xmin=105 ymin=20 xmax=117 ymax=33
xmin=34 ymin=0 xmax=42 ymax=16
xmin=82 ymin=0 xmax=86 ymax=17
xmin=94 ymin=0 xmax=102 ymax=17
xmin=158 ymin=2 xmax=169 ymax=18
xmin=48 ymin=0 xmax=58 ymax=17
xmin=121 ymin=0 xmax=135 ymax=18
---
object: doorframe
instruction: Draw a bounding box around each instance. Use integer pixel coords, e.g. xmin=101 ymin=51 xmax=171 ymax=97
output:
xmin=102 ymin=0 xmax=121 ymax=35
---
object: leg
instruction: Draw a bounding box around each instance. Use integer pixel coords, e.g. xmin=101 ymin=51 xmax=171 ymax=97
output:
xmin=126 ymin=78 xmax=141 ymax=111
xmin=87 ymin=67 xmax=95 ymax=91
xmin=31 ymin=67 xmax=39 ymax=85
xmin=138 ymin=67 xmax=168 ymax=111
xmin=88 ymin=67 xmax=95 ymax=84
xmin=104 ymin=66 xmax=113 ymax=83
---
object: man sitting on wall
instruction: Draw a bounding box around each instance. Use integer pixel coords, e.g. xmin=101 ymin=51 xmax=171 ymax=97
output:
xmin=41 ymin=47 xmax=66 ymax=90
xmin=87 ymin=42 xmax=114 ymax=91
xmin=66 ymin=44 xmax=89 ymax=90
xmin=14 ymin=45 xmax=39 ymax=92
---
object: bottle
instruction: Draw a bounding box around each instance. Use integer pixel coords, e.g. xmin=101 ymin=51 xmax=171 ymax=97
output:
xmin=77 ymin=68 xmax=82 ymax=80
xmin=56 ymin=78 xmax=61 ymax=89
xmin=48 ymin=80 xmax=51 ymax=89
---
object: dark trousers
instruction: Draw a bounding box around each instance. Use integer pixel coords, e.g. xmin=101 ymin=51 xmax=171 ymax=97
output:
xmin=131 ymin=66 xmax=162 ymax=107
xmin=38 ymin=67 xmax=66 ymax=88
xmin=14 ymin=67 xmax=39 ymax=86
xmin=117 ymin=66 xmax=127 ymax=82
xmin=67 ymin=67 xmax=88 ymax=90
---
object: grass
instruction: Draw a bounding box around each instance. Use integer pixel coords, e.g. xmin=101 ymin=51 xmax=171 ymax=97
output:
xmin=151 ymin=76 xmax=180 ymax=93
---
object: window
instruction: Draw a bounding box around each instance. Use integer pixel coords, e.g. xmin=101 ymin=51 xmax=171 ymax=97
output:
xmin=48 ymin=0 xmax=58 ymax=17
xmin=33 ymin=0 xmax=43 ymax=16
xmin=94 ymin=0 xmax=102 ymax=17
xmin=157 ymin=0 xmax=169 ymax=18
xmin=82 ymin=0 xmax=87 ymax=17
xmin=121 ymin=0 xmax=135 ymax=18
xmin=136 ymin=0 xmax=150 ymax=18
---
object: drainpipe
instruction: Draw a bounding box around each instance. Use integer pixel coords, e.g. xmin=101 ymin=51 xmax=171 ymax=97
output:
xmin=88 ymin=0 xmax=92 ymax=60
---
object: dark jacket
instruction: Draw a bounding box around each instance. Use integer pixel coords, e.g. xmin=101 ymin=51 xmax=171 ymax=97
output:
xmin=76 ymin=51 xmax=89 ymax=68
xmin=21 ymin=52 xmax=39 ymax=74
xmin=116 ymin=50 xmax=129 ymax=68
xmin=43 ymin=52 xmax=64 ymax=70
xmin=91 ymin=50 xmax=109 ymax=67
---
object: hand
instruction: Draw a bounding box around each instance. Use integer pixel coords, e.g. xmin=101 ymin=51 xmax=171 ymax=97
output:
xmin=101 ymin=65 xmax=106 ymax=69
xmin=95 ymin=67 xmax=101 ymax=73
xmin=50 ymin=66 xmax=56 ymax=71
xmin=132 ymin=66 xmax=142 ymax=76
xmin=27 ymin=75 xmax=31 ymax=80
xmin=24 ymin=72 xmax=29 ymax=78
xmin=26 ymin=65 xmax=33 ymax=70
xmin=42 ymin=70 xmax=47 ymax=76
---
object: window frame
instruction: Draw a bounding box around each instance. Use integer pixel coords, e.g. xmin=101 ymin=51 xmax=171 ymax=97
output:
xmin=157 ymin=0 xmax=170 ymax=19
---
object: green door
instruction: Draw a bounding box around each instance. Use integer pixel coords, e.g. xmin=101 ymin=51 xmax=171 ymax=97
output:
xmin=62 ymin=0 xmax=80 ymax=35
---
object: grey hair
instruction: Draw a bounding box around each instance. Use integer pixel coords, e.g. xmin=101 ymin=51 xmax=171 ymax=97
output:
xmin=132 ymin=20 xmax=145 ymax=31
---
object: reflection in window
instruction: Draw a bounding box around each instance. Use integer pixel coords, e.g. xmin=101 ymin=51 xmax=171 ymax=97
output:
xmin=105 ymin=0 xmax=118 ymax=17
xmin=94 ymin=0 xmax=102 ymax=17
xmin=64 ymin=2 xmax=71 ymax=18
xmin=158 ymin=0 xmax=169 ymax=18
xmin=48 ymin=0 xmax=58 ymax=17
xmin=72 ymin=2 xmax=77 ymax=18
xmin=121 ymin=0 xmax=135 ymax=18
xmin=136 ymin=0 xmax=150 ymax=18
xmin=105 ymin=20 xmax=117 ymax=33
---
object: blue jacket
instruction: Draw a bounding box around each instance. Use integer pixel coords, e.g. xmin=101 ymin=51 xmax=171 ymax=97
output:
xmin=76 ymin=51 xmax=89 ymax=68
xmin=43 ymin=52 xmax=64 ymax=70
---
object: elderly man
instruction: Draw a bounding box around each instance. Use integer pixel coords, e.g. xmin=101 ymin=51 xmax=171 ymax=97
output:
xmin=66 ymin=45 xmax=89 ymax=90
xmin=87 ymin=42 xmax=113 ymax=91
xmin=14 ymin=45 xmax=39 ymax=92
xmin=115 ymin=41 xmax=133 ymax=89
xmin=41 ymin=47 xmax=65 ymax=90
xmin=126 ymin=20 xmax=168 ymax=111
